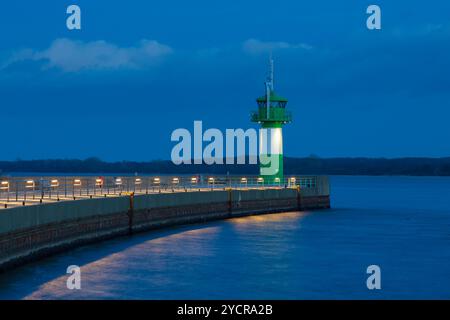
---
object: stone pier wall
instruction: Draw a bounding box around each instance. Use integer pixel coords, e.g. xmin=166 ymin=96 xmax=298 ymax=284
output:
xmin=0 ymin=182 xmax=330 ymax=272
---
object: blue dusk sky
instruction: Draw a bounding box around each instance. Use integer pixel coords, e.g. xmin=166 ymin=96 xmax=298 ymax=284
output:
xmin=0 ymin=0 xmax=449 ymax=161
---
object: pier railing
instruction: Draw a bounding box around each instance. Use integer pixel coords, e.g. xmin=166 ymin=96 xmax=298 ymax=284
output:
xmin=0 ymin=175 xmax=319 ymax=209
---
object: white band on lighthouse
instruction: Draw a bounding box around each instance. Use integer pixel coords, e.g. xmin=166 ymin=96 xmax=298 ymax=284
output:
xmin=259 ymin=128 xmax=283 ymax=175
xmin=259 ymin=128 xmax=283 ymax=155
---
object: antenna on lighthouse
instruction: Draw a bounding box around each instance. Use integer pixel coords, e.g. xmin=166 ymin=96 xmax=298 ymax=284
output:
xmin=265 ymin=53 xmax=274 ymax=119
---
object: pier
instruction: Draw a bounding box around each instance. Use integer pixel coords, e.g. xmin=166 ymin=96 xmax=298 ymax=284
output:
xmin=0 ymin=175 xmax=330 ymax=271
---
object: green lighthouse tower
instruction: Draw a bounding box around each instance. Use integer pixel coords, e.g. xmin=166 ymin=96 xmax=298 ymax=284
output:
xmin=251 ymin=57 xmax=292 ymax=184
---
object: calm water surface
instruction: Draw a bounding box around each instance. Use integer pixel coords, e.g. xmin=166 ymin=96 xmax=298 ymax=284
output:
xmin=0 ymin=176 xmax=449 ymax=299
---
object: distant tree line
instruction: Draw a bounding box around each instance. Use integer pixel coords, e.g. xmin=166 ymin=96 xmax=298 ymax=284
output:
xmin=284 ymin=157 xmax=450 ymax=176
xmin=1 ymin=156 xmax=450 ymax=176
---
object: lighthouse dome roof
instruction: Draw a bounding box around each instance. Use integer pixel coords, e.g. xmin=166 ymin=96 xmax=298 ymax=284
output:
xmin=256 ymin=91 xmax=288 ymax=103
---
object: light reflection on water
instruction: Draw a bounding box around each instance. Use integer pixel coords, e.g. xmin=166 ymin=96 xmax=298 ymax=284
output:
xmin=25 ymin=226 xmax=223 ymax=300
xmin=0 ymin=176 xmax=449 ymax=299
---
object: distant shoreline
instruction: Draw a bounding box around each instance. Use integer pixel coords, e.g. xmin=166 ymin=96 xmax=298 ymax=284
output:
xmin=1 ymin=157 xmax=450 ymax=176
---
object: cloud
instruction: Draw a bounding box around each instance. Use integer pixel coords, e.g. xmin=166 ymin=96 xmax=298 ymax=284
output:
xmin=242 ymin=38 xmax=313 ymax=55
xmin=3 ymin=38 xmax=173 ymax=72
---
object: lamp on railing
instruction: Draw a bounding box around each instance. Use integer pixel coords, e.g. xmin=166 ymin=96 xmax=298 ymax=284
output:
xmin=171 ymin=177 xmax=180 ymax=192
xmin=135 ymin=178 xmax=142 ymax=192
xmin=289 ymin=177 xmax=296 ymax=187
xmin=257 ymin=177 xmax=264 ymax=188
xmin=153 ymin=177 xmax=161 ymax=184
xmin=152 ymin=177 xmax=161 ymax=192
xmin=25 ymin=180 xmax=35 ymax=201
xmin=274 ymin=177 xmax=280 ymax=186
xmin=73 ymin=179 xmax=82 ymax=197
xmin=50 ymin=179 xmax=59 ymax=199
xmin=0 ymin=181 xmax=10 ymax=202
xmin=25 ymin=180 xmax=35 ymax=189
xmin=95 ymin=178 xmax=103 ymax=195
xmin=240 ymin=177 xmax=248 ymax=188
xmin=208 ymin=177 xmax=215 ymax=189
xmin=114 ymin=178 xmax=122 ymax=194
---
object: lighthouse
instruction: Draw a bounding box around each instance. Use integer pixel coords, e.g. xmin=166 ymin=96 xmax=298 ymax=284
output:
xmin=251 ymin=57 xmax=292 ymax=184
